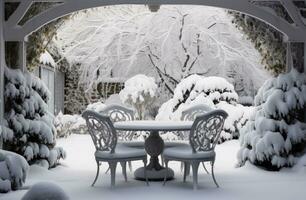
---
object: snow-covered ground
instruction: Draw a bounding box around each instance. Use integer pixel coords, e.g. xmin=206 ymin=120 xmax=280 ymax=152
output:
xmin=1 ymin=134 xmax=306 ymax=200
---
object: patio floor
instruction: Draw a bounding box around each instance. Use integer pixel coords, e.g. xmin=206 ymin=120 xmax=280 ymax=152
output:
xmin=1 ymin=134 xmax=306 ymax=200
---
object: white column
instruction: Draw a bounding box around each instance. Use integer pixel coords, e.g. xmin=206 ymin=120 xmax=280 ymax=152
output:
xmin=304 ymin=42 xmax=306 ymax=73
xmin=304 ymin=42 xmax=306 ymax=123
xmin=18 ymin=41 xmax=27 ymax=72
xmin=286 ymin=41 xmax=293 ymax=72
xmin=0 ymin=0 xmax=5 ymax=149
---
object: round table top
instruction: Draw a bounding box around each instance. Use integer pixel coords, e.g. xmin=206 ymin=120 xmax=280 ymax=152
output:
xmin=114 ymin=120 xmax=193 ymax=131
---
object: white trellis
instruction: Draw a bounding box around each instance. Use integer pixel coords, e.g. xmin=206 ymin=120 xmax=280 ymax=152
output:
xmin=0 ymin=0 xmax=306 ymax=144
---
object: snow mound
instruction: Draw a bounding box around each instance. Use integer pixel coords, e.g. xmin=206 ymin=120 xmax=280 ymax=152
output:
xmin=238 ymin=69 xmax=306 ymax=170
xmin=0 ymin=150 xmax=29 ymax=193
xmin=21 ymin=182 xmax=69 ymax=200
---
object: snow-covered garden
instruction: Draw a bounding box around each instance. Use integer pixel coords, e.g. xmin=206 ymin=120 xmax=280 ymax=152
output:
xmin=1 ymin=2 xmax=306 ymax=200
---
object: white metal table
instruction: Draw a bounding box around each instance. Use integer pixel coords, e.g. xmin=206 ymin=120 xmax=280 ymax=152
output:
xmin=114 ymin=120 xmax=193 ymax=181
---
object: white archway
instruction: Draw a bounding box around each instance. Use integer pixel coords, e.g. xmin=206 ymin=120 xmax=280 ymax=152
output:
xmin=3 ymin=0 xmax=306 ymax=42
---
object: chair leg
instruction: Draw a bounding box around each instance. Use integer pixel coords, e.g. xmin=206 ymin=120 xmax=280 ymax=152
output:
xmin=211 ymin=160 xmax=219 ymax=188
xmin=180 ymin=162 xmax=184 ymax=172
xmin=202 ymin=162 xmax=210 ymax=174
xmin=108 ymin=161 xmax=117 ymax=188
xmin=105 ymin=167 xmax=110 ymax=174
xmin=92 ymin=161 xmax=100 ymax=187
xmin=128 ymin=161 xmax=133 ymax=172
xmin=120 ymin=161 xmax=127 ymax=182
xmin=163 ymin=160 xmax=169 ymax=186
xmin=183 ymin=161 xmax=190 ymax=182
xmin=185 ymin=162 xmax=191 ymax=177
xmin=143 ymin=158 xmax=149 ymax=186
xmin=191 ymin=161 xmax=200 ymax=190
xmin=161 ymin=156 xmax=165 ymax=167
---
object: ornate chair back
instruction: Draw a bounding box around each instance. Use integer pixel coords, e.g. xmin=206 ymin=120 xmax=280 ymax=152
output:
xmin=181 ymin=104 xmax=213 ymax=121
xmin=176 ymin=105 xmax=213 ymax=140
xmin=189 ymin=110 xmax=228 ymax=153
xmin=100 ymin=104 xmax=135 ymax=141
xmin=82 ymin=110 xmax=117 ymax=153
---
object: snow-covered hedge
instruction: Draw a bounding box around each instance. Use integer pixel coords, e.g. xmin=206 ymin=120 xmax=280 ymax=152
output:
xmin=54 ymin=113 xmax=84 ymax=137
xmin=2 ymin=67 xmax=65 ymax=168
xmin=54 ymin=102 xmax=106 ymax=137
xmin=157 ymin=75 xmax=252 ymax=142
xmin=238 ymin=69 xmax=306 ymax=170
xmin=120 ymin=74 xmax=157 ymax=120
xmin=0 ymin=150 xmax=29 ymax=193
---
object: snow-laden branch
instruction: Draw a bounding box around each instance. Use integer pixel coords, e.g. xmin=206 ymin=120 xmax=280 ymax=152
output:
xmin=54 ymin=5 xmax=271 ymax=98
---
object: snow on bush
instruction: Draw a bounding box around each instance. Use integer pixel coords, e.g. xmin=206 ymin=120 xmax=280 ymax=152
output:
xmin=120 ymin=74 xmax=157 ymax=119
xmin=156 ymin=75 xmax=252 ymax=142
xmin=238 ymin=69 xmax=306 ymax=170
xmin=54 ymin=112 xmax=86 ymax=137
xmin=0 ymin=150 xmax=29 ymax=193
xmin=2 ymin=67 xmax=65 ymax=168
xmin=56 ymin=5 xmax=270 ymax=99
xmin=54 ymin=102 xmax=107 ymax=137
xmin=21 ymin=182 xmax=69 ymax=200
xmin=239 ymin=96 xmax=254 ymax=106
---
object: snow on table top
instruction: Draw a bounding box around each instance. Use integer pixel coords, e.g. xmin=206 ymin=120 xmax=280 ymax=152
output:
xmin=114 ymin=120 xmax=193 ymax=131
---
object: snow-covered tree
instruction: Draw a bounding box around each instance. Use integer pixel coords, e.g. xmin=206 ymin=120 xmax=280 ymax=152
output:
xmin=0 ymin=150 xmax=29 ymax=193
xmin=119 ymin=74 xmax=157 ymax=120
xmin=55 ymin=5 xmax=270 ymax=99
xmin=238 ymin=69 xmax=306 ymax=170
xmin=2 ymin=67 xmax=65 ymax=169
xmin=156 ymin=74 xmax=253 ymax=141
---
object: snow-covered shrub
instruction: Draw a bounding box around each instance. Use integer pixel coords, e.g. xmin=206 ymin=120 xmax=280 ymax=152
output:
xmin=54 ymin=102 xmax=106 ymax=137
xmin=238 ymin=69 xmax=306 ymax=170
xmin=0 ymin=150 xmax=29 ymax=193
xmin=216 ymin=102 xmax=254 ymax=142
xmin=54 ymin=112 xmax=86 ymax=137
xmin=157 ymin=75 xmax=251 ymax=142
xmin=21 ymin=182 xmax=69 ymax=200
xmin=2 ymin=67 xmax=65 ymax=168
xmin=120 ymin=74 xmax=157 ymax=119
xmin=239 ymin=96 xmax=254 ymax=106
xmin=54 ymin=112 xmax=73 ymax=138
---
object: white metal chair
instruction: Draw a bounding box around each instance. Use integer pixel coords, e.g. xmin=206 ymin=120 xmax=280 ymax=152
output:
xmin=163 ymin=109 xmax=228 ymax=189
xmin=180 ymin=104 xmax=214 ymax=174
xmin=82 ymin=110 xmax=148 ymax=187
xmin=100 ymin=104 xmax=144 ymax=173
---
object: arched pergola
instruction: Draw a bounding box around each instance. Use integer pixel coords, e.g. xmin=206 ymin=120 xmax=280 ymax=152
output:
xmin=1 ymin=0 xmax=306 ymax=142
